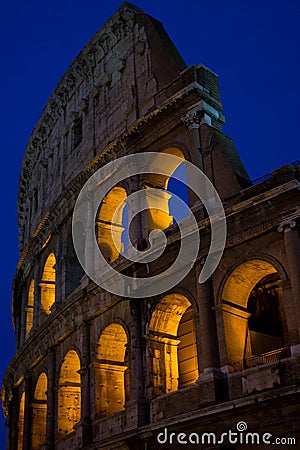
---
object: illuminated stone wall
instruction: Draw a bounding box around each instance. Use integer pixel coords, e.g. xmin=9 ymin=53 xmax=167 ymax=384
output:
xmin=3 ymin=3 xmax=300 ymax=450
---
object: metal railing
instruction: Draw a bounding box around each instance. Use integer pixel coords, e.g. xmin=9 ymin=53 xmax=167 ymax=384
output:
xmin=244 ymin=347 xmax=289 ymax=369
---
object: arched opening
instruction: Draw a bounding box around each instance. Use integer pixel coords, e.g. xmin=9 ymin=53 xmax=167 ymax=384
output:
xmin=96 ymin=186 xmax=127 ymax=262
xmin=247 ymin=273 xmax=285 ymax=357
xmin=222 ymin=260 xmax=287 ymax=369
xmin=40 ymin=253 xmax=56 ymax=315
xmin=65 ymin=233 xmax=84 ymax=298
xmin=17 ymin=392 xmax=25 ymax=450
xmin=177 ymin=306 xmax=198 ymax=388
xmin=95 ymin=324 xmax=129 ymax=418
xmin=145 ymin=148 xmax=187 ymax=232
xmin=168 ymin=164 xmax=189 ymax=223
xmin=58 ymin=350 xmax=81 ymax=436
xmin=148 ymin=293 xmax=198 ymax=397
xmin=32 ymin=373 xmax=47 ymax=449
xmin=25 ymin=279 xmax=34 ymax=339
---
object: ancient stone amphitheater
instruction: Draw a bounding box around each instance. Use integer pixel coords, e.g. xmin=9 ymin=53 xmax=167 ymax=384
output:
xmin=2 ymin=2 xmax=300 ymax=449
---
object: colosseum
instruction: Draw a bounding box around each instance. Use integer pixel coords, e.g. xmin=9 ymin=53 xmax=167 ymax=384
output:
xmin=2 ymin=2 xmax=300 ymax=449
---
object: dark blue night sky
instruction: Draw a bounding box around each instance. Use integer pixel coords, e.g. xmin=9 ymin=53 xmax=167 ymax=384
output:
xmin=0 ymin=0 xmax=299 ymax=446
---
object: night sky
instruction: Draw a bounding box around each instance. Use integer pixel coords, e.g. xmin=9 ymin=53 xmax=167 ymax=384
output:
xmin=0 ymin=0 xmax=299 ymax=446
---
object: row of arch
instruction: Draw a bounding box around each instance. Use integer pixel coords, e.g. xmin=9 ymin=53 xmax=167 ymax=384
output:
xmin=17 ymin=293 xmax=198 ymax=449
xmin=24 ymin=254 xmax=287 ymax=368
xmin=24 ymin=253 xmax=57 ymax=339
xmin=17 ymin=351 xmax=80 ymax=450
xmin=23 ymin=147 xmax=189 ymax=339
xmin=95 ymin=147 xmax=188 ymax=262
xmin=17 ymin=255 xmax=289 ymax=448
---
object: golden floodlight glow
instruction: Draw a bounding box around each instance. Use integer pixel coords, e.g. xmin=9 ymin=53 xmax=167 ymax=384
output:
xmin=145 ymin=148 xmax=185 ymax=232
xmin=221 ymin=260 xmax=280 ymax=369
xmin=95 ymin=324 xmax=128 ymax=418
xmin=97 ymin=186 xmax=127 ymax=262
xmin=41 ymin=235 xmax=51 ymax=250
xmin=25 ymin=279 xmax=34 ymax=339
xmin=148 ymin=294 xmax=198 ymax=396
xmin=32 ymin=373 xmax=47 ymax=450
xmin=40 ymin=253 xmax=56 ymax=315
xmin=58 ymin=350 xmax=81 ymax=436
xmin=222 ymin=260 xmax=277 ymax=308
xmin=17 ymin=392 xmax=25 ymax=450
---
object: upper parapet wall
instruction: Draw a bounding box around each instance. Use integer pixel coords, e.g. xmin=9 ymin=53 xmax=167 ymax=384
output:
xmin=17 ymin=2 xmax=224 ymax=251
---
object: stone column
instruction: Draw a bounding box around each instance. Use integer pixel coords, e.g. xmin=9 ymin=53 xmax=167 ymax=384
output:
xmin=59 ymin=256 xmax=68 ymax=302
xmin=85 ymin=190 xmax=96 ymax=276
xmin=54 ymin=228 xmax=63 ymax=307
xmin=33 ymin=260 xmax=41 ymax=329
xmin=195 ymin=264 xmax=220 ymax=377
xmin=23 ymin=372 xmax=32 ymax=450
xmin=8 ymin=387 xmax=19 ymax=450
xmin=182 ymin=110 xmax=205 ymax=208
xmin=79 ymin=322 xmax=92 ymax=445
xmin=144 ymin=188 xmax=173 ymax=232
xmin=146 ymin=334 xmax=180 ymax=395
xmin=220 ymin=303 xmax=251 ymax=371
xmin=126 ymin=299 xmax=148 ymax=428
xmin=19 ymin=289 xmax=26 ymax=347
xmin=278 ymin=218 xmax=300 ymax=351
xmin=182 ymin=110 xmax=205 ymax=168
xmin=44 ymin=349 xmax=56 ymax=448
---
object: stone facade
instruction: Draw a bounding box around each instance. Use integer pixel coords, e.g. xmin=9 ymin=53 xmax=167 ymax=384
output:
xmin=2 ymin=2 xmax=300 ymax=449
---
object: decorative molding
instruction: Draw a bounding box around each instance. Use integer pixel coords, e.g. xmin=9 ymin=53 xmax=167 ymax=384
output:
xmin=278 ymin=219 xmax=296 ymax=233
xmin=278 ymin=213 xmax=300 ymax=233
xmin=181 ymin=110 xmax=203 ymax=130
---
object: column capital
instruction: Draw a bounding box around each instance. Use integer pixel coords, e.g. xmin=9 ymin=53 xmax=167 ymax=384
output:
xmin=278 ymin=218 xmax=298 ymax=233
xmin=181 ymin=110 xmax=203 ymax=130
